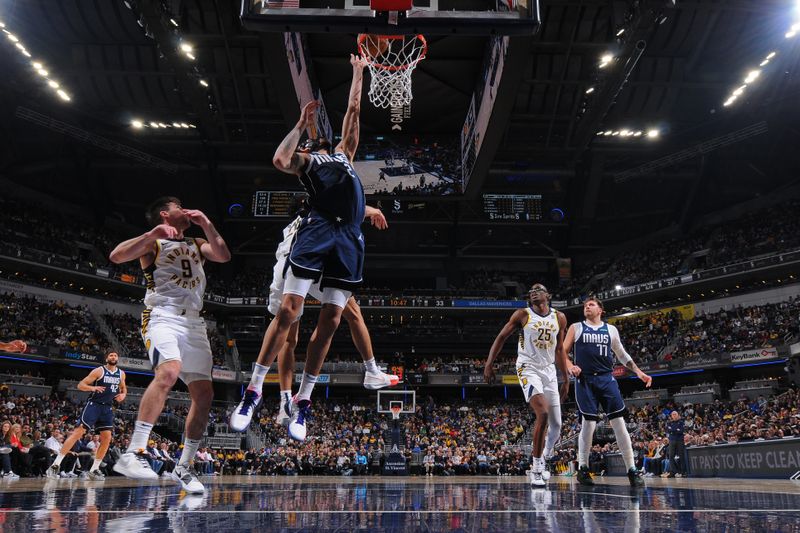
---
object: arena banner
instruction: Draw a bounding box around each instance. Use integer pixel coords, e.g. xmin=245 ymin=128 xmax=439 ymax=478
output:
xmin=294 ymin=374 xmax=330 ymax=384
xmin=118 ymin=356 xmax=152 ymax=370
xmin=60 ymin=350 xmax=102 ymax=363
xmin=728 ymin=347 xmax=781 ymax=364
xmin=612 ymin=366 xmax=628 ymax=378
xmin=501 ymin=375 xmax=518 ymax=385
xmin=463 ymin=374 xmax=486 ymax=385
xmin=212 ymin=369 xmax=237 ymax=382
xmin=676 ymin=353 xmax=723 ymax=370
xmin=686 ymin=439 xmax=800 ymax=479
xmin=452 ymin=300 xmax=526 ymax=309
xmin=608 ymin=303 xmax=695 ymax=324
xmin=264 ymin=373 xmax=281 ymax=384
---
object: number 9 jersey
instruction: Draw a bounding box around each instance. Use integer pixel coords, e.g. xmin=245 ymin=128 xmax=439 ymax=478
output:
xmin=143 ymin=238 xmax=206 ymax=312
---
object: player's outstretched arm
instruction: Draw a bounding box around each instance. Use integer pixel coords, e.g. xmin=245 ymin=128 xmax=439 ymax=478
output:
xmin=364 ymin=206 xmax=388 ymax=230
xmin=609 ymin=324 xmax=652 ymax=388
xmin=109 ymin=225 xmax=177 ymax=264
xmin=273 ymin=101 xmax=316 ymax=175
xmin=77 ymin=367 xmax=106 ymax=393
xmin=484 ymin=309 xmax=527 ymax=384
xmin=336 ymin=55 xmax=367 ymax=160
xmin=183 ymin=209 xmax=231 ymax=263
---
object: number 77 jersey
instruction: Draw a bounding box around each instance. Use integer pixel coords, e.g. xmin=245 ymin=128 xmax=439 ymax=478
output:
xmin=143 ymin=238 xmax=206 ymax=312
xmin=517 ymin=307 xmax=560 ymax=370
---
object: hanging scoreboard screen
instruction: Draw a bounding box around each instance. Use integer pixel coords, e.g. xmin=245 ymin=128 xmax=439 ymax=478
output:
xmin=483 ymin=193 xmax=543 ymax=221
xmin=252 ymin=191 xmax=304 ymax=217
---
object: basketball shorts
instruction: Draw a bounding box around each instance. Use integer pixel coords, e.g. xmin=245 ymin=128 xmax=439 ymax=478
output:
xmin=140 ymin=307 xmax=213 ymax=384
xmin=268 ymin=252 xmax=324 ymax=316
xmin=288 ymin=216 xmax=364 ymax=291
xmin=575 ymin=372 xmax=626 ymax=421
xmin=80 ymin=401 xmax=114 ymax=432
xmin=515 ymin=361 xmax=559 ymax=405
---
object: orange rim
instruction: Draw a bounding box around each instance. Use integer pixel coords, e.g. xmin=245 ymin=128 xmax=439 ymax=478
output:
xmin=357 ymin=33 xmax=427 ymax=72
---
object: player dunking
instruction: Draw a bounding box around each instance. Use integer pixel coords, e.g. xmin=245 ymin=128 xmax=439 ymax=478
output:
xmin=230 ymin=54 xmax=374 ymax=441
xmin=109 ymin=197 xmax=231 ymax=493
xmin=484 ymin=284 xmax=569 ymax=487
xmin=563 ymin=297 xmax=652 ymax=487
xmin=237 ymin=198 xmax=399 ymax=429
xmin=47 ymin=351 xmax=126 ymax=480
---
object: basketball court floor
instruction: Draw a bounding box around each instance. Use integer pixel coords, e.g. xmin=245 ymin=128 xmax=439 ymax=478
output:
xmin=1 ymin=476 xmax=798 ymax=532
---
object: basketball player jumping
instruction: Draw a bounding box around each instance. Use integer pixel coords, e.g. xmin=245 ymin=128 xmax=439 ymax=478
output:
xmin=230 ymin=54 xmax=374 ymax=441
xmin=47 ymin=351 xmax=126 ymax=480
xmin=109 ymin=197 xmax=230 ymax=493
xmin=242 ymin=197 xmax=399 ymax=429
xmin=484 ymin=283 xmax=569 ymax=487
xmin=563 ymin=297 xmax=651 ymax=487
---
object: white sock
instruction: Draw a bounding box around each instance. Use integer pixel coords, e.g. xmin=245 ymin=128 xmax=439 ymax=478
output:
xmin=610 ymin=417 xmax=635 ymax=470
xmin=363 ymin=357 xmax=379 ymax=374
xmin=53 ymin=454 xmax=65 ymax=467
xmin=296 ymin=372 xmax=318 ymax=401
xmin=578 ymin=419 xmax=597 ymax=468
xmin=543 ymin=403 xmax=562 ymax=458
xmin=127 ymin=421 xmax=154 ymax=453
xmin=249 ymin=363 xmax=270 ymax=393
xmin=279 ymin=390 xmax=292 ymax=404
xmin=91 ymin=459 xmax=102 ymax=472
xmin=179 ymin=438 xmax=201 ymax=468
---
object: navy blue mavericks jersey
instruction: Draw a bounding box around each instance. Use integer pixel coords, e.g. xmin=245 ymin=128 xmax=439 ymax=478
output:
xmin=299 ymin=152 xmax=366 ymax=225
xmin=573 ymin=321 xmax=615 ymax=374
xmin=88 ymin=367 xmax=122 ymax=405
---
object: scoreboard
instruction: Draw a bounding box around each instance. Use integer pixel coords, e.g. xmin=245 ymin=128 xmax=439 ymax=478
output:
xmin=483 ymin=194 xmax=543 ymax=221
xmin=251 ymin=191 xmax=305 ymax=217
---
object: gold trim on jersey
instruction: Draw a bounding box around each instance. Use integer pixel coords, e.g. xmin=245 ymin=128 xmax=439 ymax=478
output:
xmin=141 ymin=308 xmax=152 ymax=337
xmin=142 ymin=263 xmax=156 ymax=290
xmin=192 ymin=238 xmax=205 ymax=262
xmin=154 ymin=240 xmax=162 ymax=262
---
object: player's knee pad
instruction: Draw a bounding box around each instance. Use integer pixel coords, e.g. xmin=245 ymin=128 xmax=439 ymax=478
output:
xmin=321 ymin=287 xmax=351 ymax=309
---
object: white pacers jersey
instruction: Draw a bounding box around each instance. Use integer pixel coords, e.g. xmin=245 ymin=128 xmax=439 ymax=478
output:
xmin=517 ymin=307 xmax=560 ymax=370
xmin=276 ymin=216 xmax=302 ymax=261
xmin=143 ymin=238 xmax=206 ymax=311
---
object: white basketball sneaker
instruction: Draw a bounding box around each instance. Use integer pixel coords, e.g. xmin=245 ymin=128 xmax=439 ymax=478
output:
xmin=288 ymin=399 xmax=312 ymax=442
xmin=363 ymin=370 xmax=401 ymax=390
xmin=169 ymin=465 xmax=205 ymax=494
xmin=530 ymin=470 xmax=546 ymax=488
xmin=230 ymin=388 xmax=262 ymax=432
xmin=112 ymin=452 xmax=159 ymax=480
xmin=276 ymin=398 xmax=293 ymax=427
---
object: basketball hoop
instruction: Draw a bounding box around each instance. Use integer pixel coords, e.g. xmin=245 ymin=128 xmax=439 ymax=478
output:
xmin=358 ymin=33 xmax=427 ymax=109
xmin=390 ymin=403 xmax=403 ymax=420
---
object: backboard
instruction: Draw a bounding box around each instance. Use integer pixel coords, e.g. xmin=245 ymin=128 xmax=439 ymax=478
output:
xmin=377 ymin=389 xmax=416 ymax=414
xmin=241 ymin=0 xmax=540 ymax=36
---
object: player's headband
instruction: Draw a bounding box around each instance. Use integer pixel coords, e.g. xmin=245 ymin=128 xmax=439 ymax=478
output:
xmin=297 ymin=137 xmax=331 ymax=153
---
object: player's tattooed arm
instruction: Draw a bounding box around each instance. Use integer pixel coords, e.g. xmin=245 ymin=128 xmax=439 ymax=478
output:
xmin=337 ymin=55 xmax=368 ymax=160
xmin=484 ymin=308 xmax=527 ymax=384
xmin=623 ymin=359 xmax=653 ymax=388
xmin=274 ymin=101 xmax=316 ymax=175
xmin=610 ymin=325 xmax=652 ymax=387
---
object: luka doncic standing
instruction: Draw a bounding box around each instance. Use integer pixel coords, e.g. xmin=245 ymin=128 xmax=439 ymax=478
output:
xmin=562 ymin=297 xmax=652 ymax=487
xmin=47 ymin=351 xmax=127 ymax=480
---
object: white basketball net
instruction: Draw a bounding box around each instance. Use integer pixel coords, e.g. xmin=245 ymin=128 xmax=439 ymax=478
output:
xmin=358 ymin=34 xmax=427 ymax=109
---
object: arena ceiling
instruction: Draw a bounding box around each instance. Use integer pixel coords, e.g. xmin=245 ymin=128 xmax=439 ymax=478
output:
xmin=1 ymin=0 xmax=799 ymax=264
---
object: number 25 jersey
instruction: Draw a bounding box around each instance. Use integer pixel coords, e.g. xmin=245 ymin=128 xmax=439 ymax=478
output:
xmin=517 ymin=307 xmax=560 ymax=370
xmin=143 ymin=238 xmax=206 ymax=311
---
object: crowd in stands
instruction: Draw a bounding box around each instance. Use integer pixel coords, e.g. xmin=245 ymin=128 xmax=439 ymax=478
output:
xmin=0 ymin=293 xmax=110 ymax=356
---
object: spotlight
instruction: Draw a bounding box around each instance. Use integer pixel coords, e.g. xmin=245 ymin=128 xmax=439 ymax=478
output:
xmin=56 ymin=89 xmax=70 ymax=101
xmin=615 ymin=285 xmax=622 ymax=291
xmin=158 ymin=122 xmax=168 ymax=128
xmin=150 ymin=121 xmax=159 ymax=128
xmin=199 ymin=79 xmax=209 ymax=87
xmin=180 ymin=43 xmax=193 ymax=53
xmin=20 ymin=49 xmax=30 ymax=57
xmin=616 ymin=28 xmax=625 ymax=37
xmin=646 ymin=129 xmax=660 ymax=138
xmin=131 ymin=119 xmax=144 ymax=129
xmin=788 ymin=30 xmax=797 ymax=38
xmin=188 ymin=124 xmax=196 ymax=128
xmin=620 ymin=129 xmax=631 ymax=136
xmin=793 ymin=22 xmax=800 ymax=32
xmin=732 ymin=85 xmax=746 ymax=96
xmin=7 ymin=33 xmax=18 ymax=42
xmin=32 ymin=61 xmax=42 ymax=69
xmin=759 ymin=59 xmax=769 ymax=67
xmin=585 ymin=87 xmax=595 ymax=94
xmin=612 ymin=131 xmax=620 ymax=136
xmin=37 ymin=68 xmax=49 ymax=77
xmin=169 ymin=18 xmax=179 ymax=27
xmin=601 ymin=53 xmax=613 ymax=63
xmin=186 ymin=52 xmax=196 ymax=60
xmin=180 ymin=122 xmax=190 ymax=128
xmin=47 ymin=80 xmax=59 ymax=88
xmin=723 ymin=96 xmax=736 ymax=107
xmin=743 ymin=70 xmax=760 ymax=83
xmin=172 ymin=122 xmax=181 ymax=128
xmin=633 ymin=131 xmax=642 ymax=137
xmin=766 ymin=51 xmax=776 ymax=60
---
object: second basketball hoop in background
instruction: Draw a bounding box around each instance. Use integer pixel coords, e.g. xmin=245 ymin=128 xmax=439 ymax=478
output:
xmin=357 ymin=33 xmax=427 ymax=109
